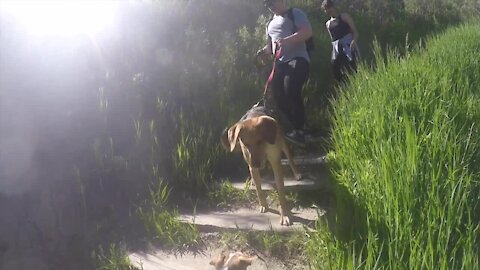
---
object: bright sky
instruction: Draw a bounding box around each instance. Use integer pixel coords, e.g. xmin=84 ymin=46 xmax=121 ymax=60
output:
xmin=0 ymin=0 xmax=119 ymax=36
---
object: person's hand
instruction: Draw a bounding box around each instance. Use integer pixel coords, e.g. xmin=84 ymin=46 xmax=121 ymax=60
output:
xmin=256 ymin=47 xmax=266 ymax=56
xmin=256 ymin=47 xmax=270 ymax=62
xmin=276 ymin=38 xmax=286 ymax=48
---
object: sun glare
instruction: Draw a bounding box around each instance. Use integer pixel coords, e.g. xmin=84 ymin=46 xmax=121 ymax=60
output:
xmin=0 ymin=0 xmax=119 ymax=36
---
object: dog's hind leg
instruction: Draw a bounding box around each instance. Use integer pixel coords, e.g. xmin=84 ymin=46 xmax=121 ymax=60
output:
xmin=282 ymin=141 xmax=302 ymax=180
xmin=249 ymin=166 xmax=268 ymax=213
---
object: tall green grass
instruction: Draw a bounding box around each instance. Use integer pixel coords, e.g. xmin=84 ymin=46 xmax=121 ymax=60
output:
xmin=91 ymin=243 xmax=134 ymax=270
xmin=137 ymin=180 xmax=199 ymax=250
xmin=220 ymin=229 xmax=308 ymax=261
xmin=307 ymin=23 xmax=480 ymax=269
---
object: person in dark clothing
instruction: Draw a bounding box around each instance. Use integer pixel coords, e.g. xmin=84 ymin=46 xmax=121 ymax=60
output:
xmin=322 ymin=0 xmax=359 ymax=82
xmin=256 ymin=0 xmax=313 ymax=147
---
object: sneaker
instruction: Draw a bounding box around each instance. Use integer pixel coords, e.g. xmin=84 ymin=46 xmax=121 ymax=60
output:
xmin=284 ymin=129 xmax=306 ymax=147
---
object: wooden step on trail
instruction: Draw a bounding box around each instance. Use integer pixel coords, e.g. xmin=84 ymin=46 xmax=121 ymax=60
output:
xmin=281 ymin=154 xmax=327 ymax=166
xmin=231 ymin=176 xmax=325 ymax=191
xmin=178 ymin=207 xmax=321 ymax=233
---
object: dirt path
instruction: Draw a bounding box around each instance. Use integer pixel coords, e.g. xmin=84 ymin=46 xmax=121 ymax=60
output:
xmin=129 ymin=247 xmax=301 ymax=270
xmin=128 ymin=233 xmax=310 ymax=270
xmin=128 ymin=206 xmax=321 ymax=269
xmin=128 ymin=156 xmax=330 ymax=270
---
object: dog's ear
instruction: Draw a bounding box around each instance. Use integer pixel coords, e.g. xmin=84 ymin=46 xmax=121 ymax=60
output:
xmin=209 ymin=253 xmax=226 ymax=269
xmin=227 ymin=123 xmax=242 ymax=152
xmin=220 ymin=127 xmax=230 ymax=150
xmin=222 ymin=126 xmax=241 ymax=152
xmin=258 ymin=117 xmax=277 ymax=145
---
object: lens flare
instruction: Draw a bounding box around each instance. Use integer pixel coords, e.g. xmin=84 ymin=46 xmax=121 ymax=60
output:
xmin=0 ymin=0 xmax=118 ymax=36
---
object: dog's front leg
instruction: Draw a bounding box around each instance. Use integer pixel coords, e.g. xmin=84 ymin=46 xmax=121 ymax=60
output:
xmin=249 ymin=166 xmax=268 ymax=213
xmin=282 ymin=141 xmax=302 ymax=180
xmin=271 ymin=159 xmax=291 ymax=226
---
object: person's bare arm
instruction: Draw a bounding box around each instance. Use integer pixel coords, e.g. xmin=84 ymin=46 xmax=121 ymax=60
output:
xmin=256 ymin=36 xmax=273 ymax=62
xmin=257 ymin=43 xmax=273 ymax=55
xmin=341 ymin=13 xmax=359 ymax=49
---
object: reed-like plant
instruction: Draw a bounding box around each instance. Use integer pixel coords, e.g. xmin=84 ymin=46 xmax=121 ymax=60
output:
xmin=308 ymin=23 xmax=480 ymax=269
xmin=220 ymin=229 xmax=308 ymax=261
xmin=137 ymin=179 xmax=199 ymax=250
xmin=91 ymin=243 xmax=135 ymax=270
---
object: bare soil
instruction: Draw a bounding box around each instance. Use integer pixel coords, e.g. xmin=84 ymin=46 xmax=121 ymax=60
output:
xmin=129 ymin=231 xmax=311 ymax=270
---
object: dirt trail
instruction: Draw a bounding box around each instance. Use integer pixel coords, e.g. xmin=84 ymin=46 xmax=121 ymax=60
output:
xmin=129 ymin=247 xmax=301 ymax=270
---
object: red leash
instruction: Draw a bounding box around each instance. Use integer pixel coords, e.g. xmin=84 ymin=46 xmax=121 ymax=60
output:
xmin=263 ymin=46 xmax=283 ymax=96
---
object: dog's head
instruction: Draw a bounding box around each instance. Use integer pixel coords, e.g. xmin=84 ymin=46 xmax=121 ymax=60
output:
xmin=209 ymin=251 xmax=256 ymax=270
xmin=221 ymin=116 xmax=277 ymax=168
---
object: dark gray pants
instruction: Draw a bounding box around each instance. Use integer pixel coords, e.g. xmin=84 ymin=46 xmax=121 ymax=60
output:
xmin=270 ymin=57 xmax=309 ymax=130
xmin=333 ymin=50 xmax=357 ymax=82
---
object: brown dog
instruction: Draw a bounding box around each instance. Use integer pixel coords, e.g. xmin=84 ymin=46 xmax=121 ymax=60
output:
xmin=209 ymin=251 xmax=257 ymax=270
xmin=221 ymin=112 xmax=301 ymax=225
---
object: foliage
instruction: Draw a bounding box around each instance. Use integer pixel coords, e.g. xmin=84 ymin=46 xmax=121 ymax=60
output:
xmin=207 ymin=179 xmax=254 ymax=209
xmin=137 ymin=180 xmax=200 ymax=250
xmin=80 ymin=0 xmax=473 ymax=207
xmin=220 ymin=229 xmax=308 ymax=261
xmin=91 ymin=243 xmax=135 ymax=270
xmin=307 ymin=23 xmax=480 ymax=269
xmin=1 ymin=0 xmax=479 ymax=268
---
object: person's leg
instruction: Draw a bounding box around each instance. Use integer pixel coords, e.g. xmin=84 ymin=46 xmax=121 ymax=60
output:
xmin=332 ymin=58 xmax=342 ymax=82
xmin=346 ymin=50 xmax=358 ymax=74
xmin=283 ymin=58 xmax=309 ymax=130
xmin=271 ymin=62 xmax=292 ymax=126
xmin=280 ymin=58 xmax=309 ymax=146
xmin=333 ymin=51 xmax=349 ymax=83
